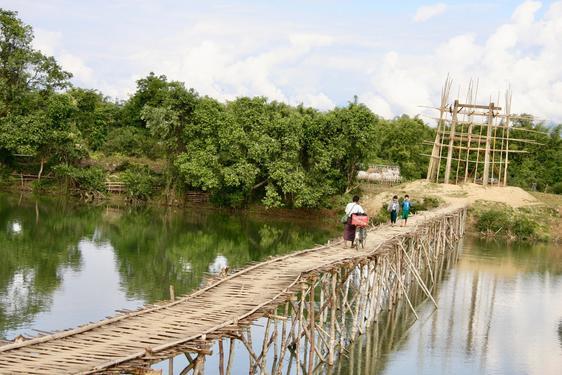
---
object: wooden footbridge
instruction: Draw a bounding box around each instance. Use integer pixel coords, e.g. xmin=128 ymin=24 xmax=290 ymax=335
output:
xmin=0 ymin=203 xmax=467 ymax=374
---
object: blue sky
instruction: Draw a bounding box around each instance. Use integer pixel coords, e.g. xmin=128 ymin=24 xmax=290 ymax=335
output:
xmin=1 ymin=0 xmax=561 ymax=121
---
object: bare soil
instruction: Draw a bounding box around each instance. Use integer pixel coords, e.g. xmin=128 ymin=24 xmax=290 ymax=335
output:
xmin=360 ymin=180 xmax=541 ymax=214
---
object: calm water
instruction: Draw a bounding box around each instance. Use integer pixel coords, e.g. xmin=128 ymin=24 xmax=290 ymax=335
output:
xmin=335 ymin=238 xmax=562 ymax=375
xmin=0 ymin=193 xmax=337 ymax=340
xmin=153 ymin=239 xmax=561 ymax=375
xmin=2 ymin=194 xmax=561 ymax=375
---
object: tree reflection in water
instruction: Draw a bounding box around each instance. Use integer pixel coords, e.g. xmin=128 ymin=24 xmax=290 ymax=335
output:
xmin=0 ymin=194 xmax=336 ymax=339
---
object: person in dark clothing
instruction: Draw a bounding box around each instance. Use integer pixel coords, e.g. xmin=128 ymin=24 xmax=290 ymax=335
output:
xmin=343 ymin=195 xmax=365 ymax=247
xmin=387 ymin=195 xmax=400 ymax=226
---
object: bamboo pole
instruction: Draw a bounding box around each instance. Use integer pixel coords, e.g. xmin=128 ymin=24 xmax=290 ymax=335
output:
xmin=308 ymin=278 xmax=316 ymax=374
xmin=274 ymin=303 xmax=290 ymax=375
xmin=444 ymin=99 xmax=459 ymax=184
xmin=388 ymin=264 xmax=419 ymax=320
xmin=427 ymin=76 xmax=452 ymax=181
xmin=328 ymin=272 xmax=337 ymax=365
xmin=218 ymin=339 xmax=225 ymax=375
xmin=503 ymin=91 xmax=512 ymax=186
xmin=226 ymin=338 xmax=235 ymax=375
xmin=400 ymin=243 xmax=438 ymax=308
xmin=483 ymin=102 xmax=495 ymax=186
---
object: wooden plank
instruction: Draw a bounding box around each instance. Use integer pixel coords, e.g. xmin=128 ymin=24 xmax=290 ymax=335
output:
xmin=457 ymin=103 xmax=502 ymax=110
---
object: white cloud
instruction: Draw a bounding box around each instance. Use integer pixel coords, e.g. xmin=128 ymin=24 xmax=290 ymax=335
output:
xmin=21 ymin=1 xmax=562 ymax=122
xmin=360 ymin=93 xmax=393 ymax=119
xmin=33 ymin=28 xmax=95 ymax=85
xmin=511 ymin=0 xmax=542 ymax=24
xmin=289 ymin=33 xmax=333 ymax=48
xmin=297 ymin=93 xmax=335 ymax=110
xmin=413 ymin=3 xmax=447 ymax=22
xmin=125 ymin=27 xmax=336 ymax=103
xmin=59 ymin=53 xmax=94 ymax=83
xmin=361 ymin=0 xmax=562 ymax=122
xmin=32 ymin=29 xmax=61 ymax=56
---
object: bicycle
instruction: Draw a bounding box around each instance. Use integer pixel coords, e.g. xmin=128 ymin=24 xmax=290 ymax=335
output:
xmin=355 ymin=226 xmax=367 ymax=250
xmin=351 ymin=213 xmax=369 ymax=250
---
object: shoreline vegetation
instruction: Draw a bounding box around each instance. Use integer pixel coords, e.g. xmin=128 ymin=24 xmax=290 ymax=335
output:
xmin=469 ymin=203 xmax=556 ymax=242
xmin=355 ymin=181 xmax=562 ymax=243
xmin=0 ymin=9 xmax=560 ymax=242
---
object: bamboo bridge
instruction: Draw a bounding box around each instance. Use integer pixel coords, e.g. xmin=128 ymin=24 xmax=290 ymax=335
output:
xmin=0 ymin=203 xmax=467 ymax=374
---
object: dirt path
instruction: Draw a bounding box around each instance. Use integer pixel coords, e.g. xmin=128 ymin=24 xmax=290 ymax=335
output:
xmin=361 ymin=180 xmax=540 ymax=214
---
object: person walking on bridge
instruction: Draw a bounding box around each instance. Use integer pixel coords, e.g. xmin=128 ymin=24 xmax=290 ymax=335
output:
xmin=387 ymin=195 xmax=400 ymax=226
xmin=401 ymin=194 xmax=411 ymax=226
xmin=343 ymin=195 xmax=365 ymax=248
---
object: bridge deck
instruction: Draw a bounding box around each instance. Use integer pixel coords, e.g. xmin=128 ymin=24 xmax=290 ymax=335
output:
xmin=0 ymin=203 xmax=466 ymax=374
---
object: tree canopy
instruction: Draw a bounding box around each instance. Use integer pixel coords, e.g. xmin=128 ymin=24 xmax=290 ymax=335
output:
xmin=0 ymin=8 xmax=560 ymax=206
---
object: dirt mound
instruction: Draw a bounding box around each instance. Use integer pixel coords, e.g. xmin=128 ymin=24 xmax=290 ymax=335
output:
xmin=360 ymin=180 xmax=539 ymax=214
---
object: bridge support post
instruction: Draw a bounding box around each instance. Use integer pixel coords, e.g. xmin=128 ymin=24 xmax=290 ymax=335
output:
xmin=327 ymin=271 xmax=337 ymax=365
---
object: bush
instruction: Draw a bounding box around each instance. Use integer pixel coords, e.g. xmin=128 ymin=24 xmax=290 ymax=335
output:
xmin=511 ymin=216 xmax=537 ymax=239
xmin=476 ymin=209 xmax=510 ymax=234
xmin=102 ymin=127 xmax=162 ymax=159
xmin=31 ymin=178 xmax=55 ymax=192
xmin=371 ymin=205 xmax=390 ymax=225
xmin=121 ymin=166 xmax=159 ymax=201
xmin=0 ymin=163 xmax=10 ymax=184
xmin=474 ymin=205 xmax=540 ymax=240
xmin=53 ymin=164 xmax=107 ymax=193
xmin=552 ymin=182 xmax=562 ymax=195
xmin=421 ymin=196 xmax=441 ymax=210
xmin=405 ymin=196 xmax=442 ymax=214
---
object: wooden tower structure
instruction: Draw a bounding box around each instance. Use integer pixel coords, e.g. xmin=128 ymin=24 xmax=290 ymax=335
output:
xmin=425 ymin=77 xmax=539 ymax=186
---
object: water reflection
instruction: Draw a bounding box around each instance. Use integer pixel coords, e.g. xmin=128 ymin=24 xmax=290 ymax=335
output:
xmin=0 ymin=194 xmax=336 ymax=340
xmin=336 ymin=238 xmax=562 ymax=375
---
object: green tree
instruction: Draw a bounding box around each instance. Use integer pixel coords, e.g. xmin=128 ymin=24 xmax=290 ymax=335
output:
xmin=507 ymin=118 xmax=561 ymax=192
xmin=141 ymin=80 xmax=199 ymax=195
xmin=0 ymin=9 xmax=71 ymax=116
xmin=69 ymin=88 xmax=120 ymax=150
xmin=375 ymin=115 xmax=435 ymax=180
xmin=122 ymin=72 xmax=173 ymax=128
xmin=311 ymin=103 xmax=379 ymax=189
xmin=0 ymin=93 xmax=85 ymax=177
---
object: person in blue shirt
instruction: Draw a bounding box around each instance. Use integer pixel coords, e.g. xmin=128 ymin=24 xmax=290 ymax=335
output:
xmin=401 ymin=194 xmax=411 ymax=227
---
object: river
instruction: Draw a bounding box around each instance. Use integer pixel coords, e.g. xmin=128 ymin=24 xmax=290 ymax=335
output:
xmin=333 ymin=239 xmax=562 ymax=375
xmin=0 ymin=193 xmax=337 ymax=340
xmin=1 ymin=194 xmax=561 ymax=374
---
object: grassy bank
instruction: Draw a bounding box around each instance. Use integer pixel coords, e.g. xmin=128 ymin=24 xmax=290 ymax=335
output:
xmin=468 ymin=200 xmax=560 ymax=242
xmin=355 ymin=180 xmax=561 ymax=242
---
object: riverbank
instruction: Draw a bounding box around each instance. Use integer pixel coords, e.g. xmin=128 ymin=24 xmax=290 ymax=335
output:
xmin=357 ymin=180 xmax=561 ymax=242
xmin=3 ymin=176 xmax=561 ymax=241
xmin=0 ymin=188 xmax=339 ymax=232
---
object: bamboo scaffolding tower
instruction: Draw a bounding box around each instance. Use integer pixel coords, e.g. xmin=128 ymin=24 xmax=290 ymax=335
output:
xmin=0 ymin=204 xmax=467 ymax=374
xmin=425 ymin=78 xmax=536 ymax=186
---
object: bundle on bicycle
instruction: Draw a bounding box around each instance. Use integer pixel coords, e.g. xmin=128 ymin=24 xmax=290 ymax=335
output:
xmin=342 ymin=195 xmax=369 ymax=249
xmin=351 ymin=213 xmax=369 ymax=249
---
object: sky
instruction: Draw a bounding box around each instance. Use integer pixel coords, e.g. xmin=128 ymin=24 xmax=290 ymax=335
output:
xmin=2 ymin=0 xmax=562 ymax=122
